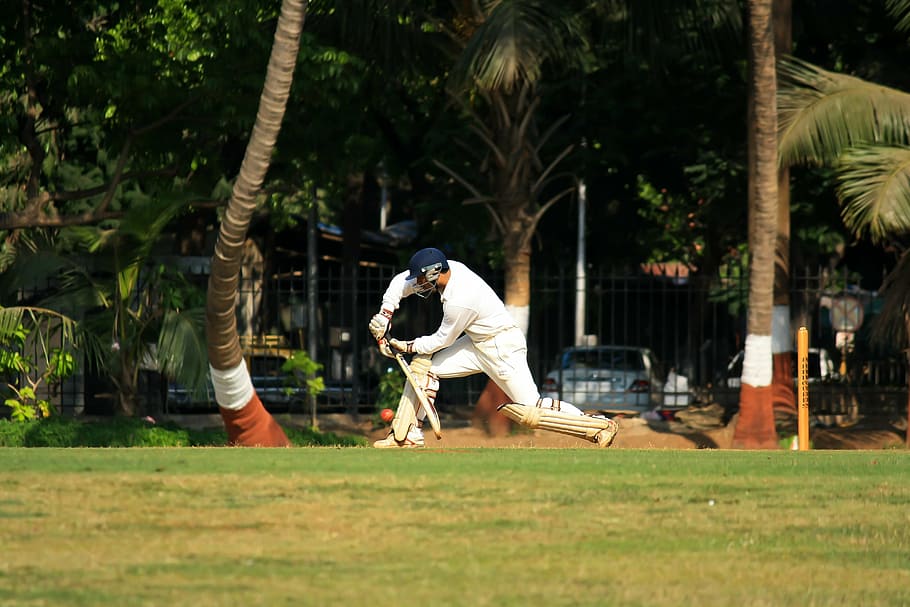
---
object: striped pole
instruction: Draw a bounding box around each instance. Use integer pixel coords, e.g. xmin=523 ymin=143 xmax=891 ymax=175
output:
xmin=797 ymin=327 xmax=810 ymax=450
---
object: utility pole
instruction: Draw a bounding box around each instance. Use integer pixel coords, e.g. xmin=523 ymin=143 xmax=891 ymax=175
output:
xmin=575 ymin=180 xmax=587 ymax=346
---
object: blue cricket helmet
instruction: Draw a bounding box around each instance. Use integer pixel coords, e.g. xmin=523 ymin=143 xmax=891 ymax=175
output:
xmin=406 ymin=248 xmax=449 ymax=297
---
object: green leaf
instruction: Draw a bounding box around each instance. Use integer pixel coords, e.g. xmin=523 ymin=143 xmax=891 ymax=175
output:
xmin=0 ymin=308 xmax=25 ymax=343
xmin=156 ymin=308 xmax=209 ymax=398
xmin=887 ymin=0 xmax=910 ymax=33
xmin=836 ymin=144 xmax=910 ymax=243
xmin=453 ymin=0 xmax=587 ymax=93
xmin=778 ymin=57 xmax=910 ymax=167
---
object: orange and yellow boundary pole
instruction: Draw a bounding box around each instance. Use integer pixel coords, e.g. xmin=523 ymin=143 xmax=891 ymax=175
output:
xmin=797 ymin=326 xmax=810 ymax=450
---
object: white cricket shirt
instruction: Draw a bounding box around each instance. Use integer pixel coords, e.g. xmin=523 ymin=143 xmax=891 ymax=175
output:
xmin=381 ymin=260 xmax=517 ymax=355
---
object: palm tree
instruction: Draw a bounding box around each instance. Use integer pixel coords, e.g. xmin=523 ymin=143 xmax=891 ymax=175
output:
xmin=438 ymin=1 xmax=585 ymax=328
xmin=777 ymin=0 xmax=910 ymax=447
xmin=206 ymin=0 xmax=307 ymax=447
xmin=428 ymin=1 xmax=588 ymax=432
xmin=732 ymin=0 xmax=779 ymax=449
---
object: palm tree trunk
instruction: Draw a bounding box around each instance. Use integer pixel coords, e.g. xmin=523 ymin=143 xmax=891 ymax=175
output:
xmin=206 ymin=0 xmax=307 ymax=446
xmin=734 ymin=0 xmax=779 ymax=449
xmin=471 ymin=86 xmax=541 ymax=435
xmin=771 ymin=0 xmax=796 ymax=420
xmin=472 ymin=223 xmax=533 ymax=437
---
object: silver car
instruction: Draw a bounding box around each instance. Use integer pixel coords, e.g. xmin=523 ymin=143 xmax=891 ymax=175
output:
xmin=540 ymin=345 xmax=664 ymax=413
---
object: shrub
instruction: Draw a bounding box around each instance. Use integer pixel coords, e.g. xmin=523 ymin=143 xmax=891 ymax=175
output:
xmin=0 ymin=419 xmax=30 ymax=446
xmin=0 ymin=417 xmax=367 ymax=447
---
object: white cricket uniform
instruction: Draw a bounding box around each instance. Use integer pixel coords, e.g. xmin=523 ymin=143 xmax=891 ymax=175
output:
xmin=381 ymin=260 xmax=567 ymax=410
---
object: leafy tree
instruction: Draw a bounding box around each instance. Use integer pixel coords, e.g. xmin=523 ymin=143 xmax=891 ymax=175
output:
xmin=1 ymin=1 xmax=241 ymax=232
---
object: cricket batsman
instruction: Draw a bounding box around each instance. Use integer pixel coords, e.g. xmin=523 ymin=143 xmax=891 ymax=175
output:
xmin=369 ymin=247 xmax=619 ymax=448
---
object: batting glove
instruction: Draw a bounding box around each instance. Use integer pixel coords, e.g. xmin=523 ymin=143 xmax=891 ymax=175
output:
xmin=389 ymin=338 xmax=415 ymax=354
xmin=368 ymin=308 xmax=393 ymax=341
xmin=376 ymin=338 xmax=395 ymax=359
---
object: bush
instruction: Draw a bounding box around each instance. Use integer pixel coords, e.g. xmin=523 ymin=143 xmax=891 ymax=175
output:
xmin=0 ymin=417 xmax=367 ymax=447
xmin=0 ymin=419 xmax=30 ymax=446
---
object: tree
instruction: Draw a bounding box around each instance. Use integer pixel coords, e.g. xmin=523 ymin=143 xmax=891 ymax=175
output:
xmin=437 ymin=2 xmax=589 ymax=327
xmin=205 ymin=0 xmax=307 ymax=446
xmin=733 ymin=0 xmax=779 ymax=449
xmin=52 ymin=202 xmax=208 ymax=416
xmin=427 ymin=1 xmax=588 ymax=432
xmin=0 ymin=1 xmax=272 ymax=234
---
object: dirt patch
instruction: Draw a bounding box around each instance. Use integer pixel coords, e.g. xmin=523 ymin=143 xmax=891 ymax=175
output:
xmin=163 ymin=408 xmax=906 ymax=450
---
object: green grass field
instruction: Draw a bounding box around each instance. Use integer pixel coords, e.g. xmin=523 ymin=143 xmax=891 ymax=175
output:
xmin=1 ymin=447 xmax=908 ymax=607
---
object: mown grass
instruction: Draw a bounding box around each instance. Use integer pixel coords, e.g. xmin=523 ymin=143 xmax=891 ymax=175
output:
xmin=0 ymin=448 xmax=908 ymax=607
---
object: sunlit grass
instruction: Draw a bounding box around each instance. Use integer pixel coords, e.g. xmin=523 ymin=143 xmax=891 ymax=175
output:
xmin=0 ymin=449 xmax=908 ymax=606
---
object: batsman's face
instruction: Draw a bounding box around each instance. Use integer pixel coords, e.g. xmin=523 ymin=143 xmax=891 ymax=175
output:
xmin=414 ymin=275 xmax=436 ymax=298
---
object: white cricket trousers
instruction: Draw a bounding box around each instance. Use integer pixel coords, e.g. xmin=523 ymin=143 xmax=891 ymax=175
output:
xmin=429 ymin=327 xmax=583 ymax=415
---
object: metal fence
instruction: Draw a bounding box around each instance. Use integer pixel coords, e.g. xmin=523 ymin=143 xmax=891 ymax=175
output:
xmin=10 ymin=259 xmax=908 ymax=419
xmin=197 ymin=260 xmax=906 ymax=418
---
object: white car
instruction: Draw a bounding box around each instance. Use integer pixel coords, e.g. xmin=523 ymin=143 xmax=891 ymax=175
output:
xmin=540 ymin=346 xmax=665 ymax=414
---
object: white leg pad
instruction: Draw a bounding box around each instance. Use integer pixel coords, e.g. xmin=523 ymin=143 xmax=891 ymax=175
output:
xmin=498 ymin=402 xmax=615 ymax=443
xmin=391 ymin=354 xmax=434 ymax=441
xmin=391 ymin=387 xmax=419 ymax=441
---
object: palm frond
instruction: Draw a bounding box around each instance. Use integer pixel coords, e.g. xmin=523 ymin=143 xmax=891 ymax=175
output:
xmin=622 ymin=0 xmax=741 ymax=63
xmin=0 ymin=306 xmax=79 ymax=351
xmin=0 ymin=246 xmax=73 ymax=300
xmin=0 ymin=307 xmax=25 ymax=340
xmin=156 ymin=308 xmax=209 ymax=398
xmin=778 ymin=57 xmax=910 ymax=167
xmin=887 ymin=0 xmax=910 ymax=33
xmin=453 ymin=0 xmax=586 ymax=93
xmin=836 ymin=144 xmax=910 ymax=243
xmin=42 ymin=278 xmax=111 ymax=314
xmin=870 ymin=246 xmax=910 ymax=351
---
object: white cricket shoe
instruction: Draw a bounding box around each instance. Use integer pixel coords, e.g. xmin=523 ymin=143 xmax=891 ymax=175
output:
xmin=372 ymin=428 xmax=425 ymax=448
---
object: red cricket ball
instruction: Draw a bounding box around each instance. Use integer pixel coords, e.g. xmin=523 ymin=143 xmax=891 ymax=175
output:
xmin=380 ymin=408 xmax=395 ymax=423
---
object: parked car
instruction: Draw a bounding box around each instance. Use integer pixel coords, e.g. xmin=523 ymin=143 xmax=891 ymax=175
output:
xmin=540 ymin=345 xmax=665 ymax=414
xmin=723 ymin=347 xmax=836 ymax=388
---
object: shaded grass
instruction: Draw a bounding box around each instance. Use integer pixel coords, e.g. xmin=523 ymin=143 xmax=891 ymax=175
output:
xmin=0 ymin=449 xmax=908 ymax=606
